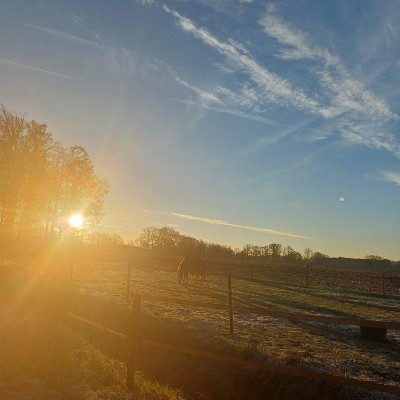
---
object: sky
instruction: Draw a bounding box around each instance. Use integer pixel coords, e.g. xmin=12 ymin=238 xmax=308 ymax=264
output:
xmin=1 ymin=0 xmax=399 ymax=260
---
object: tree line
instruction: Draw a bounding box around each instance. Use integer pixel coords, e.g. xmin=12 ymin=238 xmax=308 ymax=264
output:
xmin=3 ymin=103 xmax=394 ymax=269
xmin=134 ymin=226 xmax=399 ymax=268
xmin=0 ymin=106 xmax=108 ymax=249
xmin=133 ymin=226 xmax=234 ymax=258
xmin=134 ymin=226 xmax=316 ymax=262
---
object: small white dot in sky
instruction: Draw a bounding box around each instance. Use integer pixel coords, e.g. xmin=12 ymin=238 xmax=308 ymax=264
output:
xmin=339 ymin=196 xmax=345 ymax=202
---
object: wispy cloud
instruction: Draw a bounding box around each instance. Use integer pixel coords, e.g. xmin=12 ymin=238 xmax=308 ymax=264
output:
xmin=71 ymin=15 xmax=101 ymax=40
xmin=171 ymin=98 xmax=282 ymax=125
xmin=100 ymin=47 xmax=139 ymax=77
xmin=136 ymin=0 xmax=156 ymax=5
xmin=216 ymin=85 xmax=270 ymax=114
xmin=163 ymin=5 xmax=320 ymax=113
xmin=12 ymin=19 xmax=104 ymax=48
xmin=168 ymin=212 xmax=315 ymax=239
xmin=164 ymin=3 xmax=400 ymax=160
xmin=339 ymin=118 xmax=400 ymax=156
xmin=159 ymin=58 xmax=286 ymax=123
xmin=9 ymin=18 xmax=147 ymax=82
xmin=259 ymin=3 xmax=400 ymax=160
xmin=0 ymin=57 xmax=71 ymax=79
xmin=380 ymin=171 xmax=400 ymax=186
xmin=130 ymin=207 xmax=313 ymax=239
xmin=11 ymin=18 xmax=148 ymax=80
xmin=170 ymin=73 xmax=224 ymax=105
xmin=260 ymin=4 xmax=396 ymax=121
xmin=197 ymin=117 xmax=318 ymax=173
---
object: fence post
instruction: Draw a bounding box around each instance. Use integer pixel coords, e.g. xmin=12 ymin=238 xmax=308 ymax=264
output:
xmin=126 ymin=262 xmax=131 ymax=301
xmin=382 ymin=272 xmax=386 ymax=296
xmin=305 ymin=264 xmax=309 ymax=288
xmin=127 ymin=294 xmax=141 ymax=390
xmin=228 ymin=274 xmax=233 ymax=335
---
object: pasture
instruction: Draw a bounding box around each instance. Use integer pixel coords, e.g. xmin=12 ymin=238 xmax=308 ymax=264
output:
xmin=4 ymin=248 xmax=400 ymax=399
xmin=59 ymin=250 xmax=400 ymax=397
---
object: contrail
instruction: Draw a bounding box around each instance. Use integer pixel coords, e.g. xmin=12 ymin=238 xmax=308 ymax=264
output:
xmin=168 ymin=212 xmax=315 ymax=239
xmin=0 ymin=57 xmax=71 ymax=79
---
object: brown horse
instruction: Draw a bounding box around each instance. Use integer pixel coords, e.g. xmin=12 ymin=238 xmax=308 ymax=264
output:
xmin=178 ymin=255 xmax=207 ymax=284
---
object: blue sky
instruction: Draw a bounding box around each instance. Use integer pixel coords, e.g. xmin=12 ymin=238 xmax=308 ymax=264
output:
xmin=1 ymin=0 xmax=400 ymax=259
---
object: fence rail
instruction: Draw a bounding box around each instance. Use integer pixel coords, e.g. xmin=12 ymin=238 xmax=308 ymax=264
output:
xmin=219 ymin=263 xmax=400 ymax=296
xmin=56 ymin=261 xmax=400 ymax=396
xmin=142 ymin=293 xmax=400 ymax=330
xmin=61 ymin=306 xmax=400 ymax=396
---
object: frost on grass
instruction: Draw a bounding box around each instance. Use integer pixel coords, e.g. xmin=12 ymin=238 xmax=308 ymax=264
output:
xmin=0 ymin=308 xmax=187 ymax=400
xmin=54 ymin=257 xmax=400 ymax=390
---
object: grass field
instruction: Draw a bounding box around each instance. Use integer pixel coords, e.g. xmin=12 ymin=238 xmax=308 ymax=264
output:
xmin=3 ymin=248 xmax=400 ymax=399
xmin=0 ymin=305 xmax=188 ymax=400
xmin=65 ymin=251 xmax=400 ymax=396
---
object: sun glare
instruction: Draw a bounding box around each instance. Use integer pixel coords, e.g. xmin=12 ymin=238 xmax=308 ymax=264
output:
xmin=68 ymin=213 xmax=84 ymax=228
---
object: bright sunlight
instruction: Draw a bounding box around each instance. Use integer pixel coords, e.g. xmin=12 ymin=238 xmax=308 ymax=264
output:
xmin=68 ymin=213 xmax=84 ymax=228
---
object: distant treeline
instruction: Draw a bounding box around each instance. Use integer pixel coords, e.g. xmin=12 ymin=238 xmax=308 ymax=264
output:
xmin=133 ymin=226 xmax=399 ymax=267
xmin=133 ymin=226 xmax=234 ymax=258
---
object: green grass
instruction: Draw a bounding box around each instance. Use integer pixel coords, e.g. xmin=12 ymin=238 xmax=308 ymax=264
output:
xmin=0 ymin=306 xmax=187 ymax=400
xmin=8 ymin=250 xmax=400 ymax=398
xmin=62 ymin=253 xmax=400 ymax=391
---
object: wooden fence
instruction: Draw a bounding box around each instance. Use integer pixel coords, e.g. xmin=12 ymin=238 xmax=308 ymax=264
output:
xmin=223 ymin=263 xmax=400 ymax=296
xmin=61 ymin=276 xmax=400 ymax=397
xmin=69 ymin=258 xmax=400 ymax=298
xmin=5 ymin=256 xmax=400 ymax=396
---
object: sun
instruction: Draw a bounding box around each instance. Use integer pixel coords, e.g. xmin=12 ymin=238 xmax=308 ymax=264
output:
xmin=68 ymin=213 xmax=84 ymax=228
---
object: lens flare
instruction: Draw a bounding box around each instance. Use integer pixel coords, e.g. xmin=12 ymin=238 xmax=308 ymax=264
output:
xmin=68 ymin=213 xmax=84 ymax=228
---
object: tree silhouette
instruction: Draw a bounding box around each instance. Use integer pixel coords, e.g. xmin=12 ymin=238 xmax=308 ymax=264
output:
xmin=0 ymin=105 xmax=108 ymax=250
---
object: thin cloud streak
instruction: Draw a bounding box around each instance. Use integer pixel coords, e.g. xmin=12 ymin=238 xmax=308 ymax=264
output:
xmin=163 ymin=5 xmax=320 ymax=113
xmin=260 ymin=4 xmax=396 ymax=120
xmin=163 ymin=4 xmax=400 ymax=161
xmin=170 ymin=98 xmax=283 ymax=125
xmin=168 ymin=212 xmax=315 ymax=239
xmin=71 ymin=15 xmax=101 ymax=40
xmin=11 ymin=18 xmax=150 ymax=81
xmin=12 ymin=19 xmax=104 ymax=48
xmin=129 ymin=208 xmax=314 ymax=239
xmin=165 ymin=63 xmax=280 ymax=120
xmin=339 ymin=119 xmax=400 ymax=157
xmin=0 ymin=57 xmax=72 ymax=79
xmin=380 ymin=171 xmax=400 ymax=186
xmin=169 ymin=73 xmax=224 ymax=105
xmin=259 ymin=4 xmax=400 ymax=160
xmin=191 ymin=116 xmax=319 ymax=173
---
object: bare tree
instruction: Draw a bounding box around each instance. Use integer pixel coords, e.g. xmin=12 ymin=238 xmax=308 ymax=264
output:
xmin=303 ymin=247 xmax=314 ymax=262
xmin=268 ymin=243 xmax=282 ymax=260
xmin=0 ymin=105 xmax=108 ymax=247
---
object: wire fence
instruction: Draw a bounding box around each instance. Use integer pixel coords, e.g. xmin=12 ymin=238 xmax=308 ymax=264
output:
xmin=61 ymin=294 xmax=400 ymax=397
xmin=11 ymin=254 xmax=400 ymax=396
xmin=219 ymin=262 xmax=400 ymax=296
